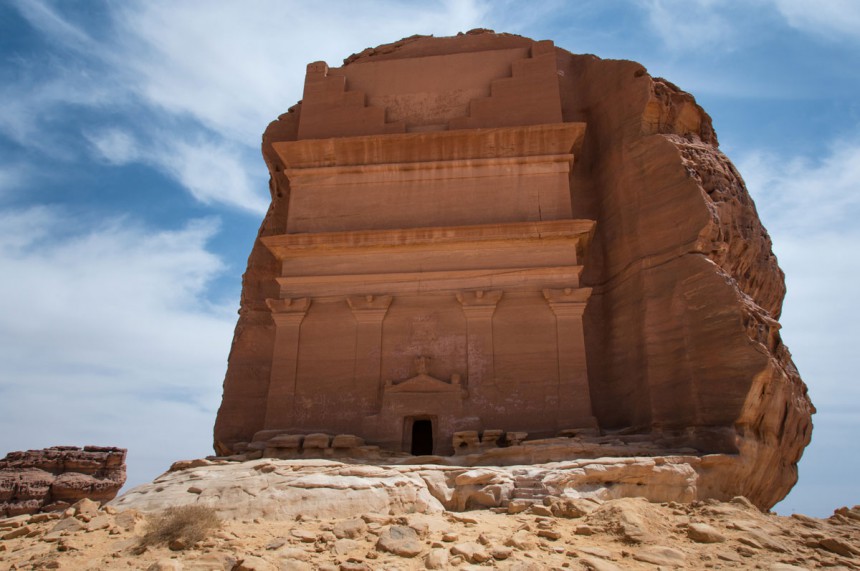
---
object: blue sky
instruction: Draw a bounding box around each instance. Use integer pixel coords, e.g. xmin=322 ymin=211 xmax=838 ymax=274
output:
xmin=0 ymin=0 xmax=857 ymax=517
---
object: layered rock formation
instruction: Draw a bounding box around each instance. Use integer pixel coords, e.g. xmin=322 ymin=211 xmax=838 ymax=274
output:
xmin=111 ymin=458 xmax=704 ymax=519
xmin=0 ymin=446 xmax=126 ymax=516
xmin=214 ymin=30 xmax=813 ymax=509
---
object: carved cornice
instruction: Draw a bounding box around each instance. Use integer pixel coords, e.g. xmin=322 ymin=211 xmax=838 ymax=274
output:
xmin=277 ymin=266 xmax=581 ymax=298
xmin=262 ymin=219 xmax=595 ymax=256
xmin=274 ymin=123 xmax=586 ymax=170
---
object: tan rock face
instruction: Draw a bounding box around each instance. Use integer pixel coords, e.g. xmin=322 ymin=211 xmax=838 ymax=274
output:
xmin=214 ymin=31 xmax=813 ymax=508
xmin=0 ymin=446 xmax=126 ymax=516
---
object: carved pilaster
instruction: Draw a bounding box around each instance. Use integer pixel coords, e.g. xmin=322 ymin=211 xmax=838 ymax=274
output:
xmin=347 ymin=295 xmax=393 ymax=412
xmin=543 ymin=287 xmax=595 ymax=428
xmin=456 ymin=290 xmax=502 ymax=388
xmin=264 ymin=297 xmax=311 ymax=428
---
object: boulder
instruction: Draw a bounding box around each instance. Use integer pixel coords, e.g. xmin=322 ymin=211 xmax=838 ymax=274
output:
xmin=687 ymin=522 xmax=726 ymax=543
xmin=375 ymin=525 xmax=423 ymax=557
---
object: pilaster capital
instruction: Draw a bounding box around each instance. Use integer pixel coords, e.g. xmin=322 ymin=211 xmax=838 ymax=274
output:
xmin=456 ymin=289 xmax=502 ymax=320
xmin=266 ymin=297 xmax=311 ymax=326
xmin=543 ymin=287 xmax=592 ymax=318
xmin=347 ymin=294 xmax=393 ymax=324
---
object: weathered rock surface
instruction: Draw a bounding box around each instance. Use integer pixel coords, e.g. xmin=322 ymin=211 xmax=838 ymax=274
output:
xmin=0 ymin=446 xmax=126 ymax=517
xmin=112 ymin=457 xmax=751 ymax=519
xmin=3 ymin=483 xmax=859 ymax=570
xmin=214 ymin=30 xmax=813 ymax=510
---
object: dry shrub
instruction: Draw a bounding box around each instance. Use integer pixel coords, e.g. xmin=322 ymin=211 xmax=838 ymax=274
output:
xmin=138 ymin=505 xmax=221 ymax=550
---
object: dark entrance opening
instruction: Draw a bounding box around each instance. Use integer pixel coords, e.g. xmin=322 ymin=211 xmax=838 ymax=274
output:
xmin=411 ymin=419 xmax=434 ymax=455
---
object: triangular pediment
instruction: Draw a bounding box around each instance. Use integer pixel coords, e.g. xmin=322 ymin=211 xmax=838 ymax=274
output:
xmin=387 ymin=373 xmax=462 ymax=394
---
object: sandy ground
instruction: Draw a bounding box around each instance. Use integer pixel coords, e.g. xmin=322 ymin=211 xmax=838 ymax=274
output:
xmin=2 ymin=494 xmax=859 ymax=570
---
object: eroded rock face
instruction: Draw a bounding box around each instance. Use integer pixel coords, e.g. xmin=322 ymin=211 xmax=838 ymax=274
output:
xmin=0 ymin=446 xmax=126 ymax=516
xmin=214 ymin=31 xmax=813 ymax=508
xmin=110 ymin=458 xmax=706 ymax=518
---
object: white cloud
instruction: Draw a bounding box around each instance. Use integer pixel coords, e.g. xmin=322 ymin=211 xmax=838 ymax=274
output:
xmin=11 ymin=0 xmax=95 ymax=52
xmin=0 ymin=71 xmax=120 ymax=155
xmin=108 ymin=0 xmax=489 ymax=142
xmin=85 ymin=128 xmax=140 ymax=165
xmin=739 ymin=138 xmax=860 ymax=402
xmin=772 ymin=0 xmax=860 ymax=41
xmin=153 ymin=138 xmax=268 ymax=214
xmin=739 ymin=140 xmax=860 ymax=236
xmin=4 ymin=0 xmax=487 ymax=213
xmin=638 ymin=0 xmax=860 ymax=54
xmin=739 ymin=138 xmax=860 ymax=516
xmin=0 ymin=206 xmax=235 ymax=487
xmin=83 ymin=128 xmax=268 ymax=214
xmin=637 ymin=0 xmax=746 ymax=52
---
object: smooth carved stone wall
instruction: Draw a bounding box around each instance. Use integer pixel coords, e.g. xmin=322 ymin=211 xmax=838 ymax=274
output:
xmin=214 ymin=32 xmax=814 ymax=509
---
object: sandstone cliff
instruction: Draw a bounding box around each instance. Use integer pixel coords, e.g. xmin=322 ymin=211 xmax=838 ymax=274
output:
xmin=214 ymin=31 xmax=813 ymax=509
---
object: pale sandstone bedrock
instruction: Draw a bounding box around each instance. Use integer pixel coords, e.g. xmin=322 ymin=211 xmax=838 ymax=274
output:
xmin=113 ymin=457 xmax=716 ymax=519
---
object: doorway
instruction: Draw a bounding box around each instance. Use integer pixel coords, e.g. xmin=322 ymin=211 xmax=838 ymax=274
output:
xmin=411 ymin=419 xmax=434 ymax=455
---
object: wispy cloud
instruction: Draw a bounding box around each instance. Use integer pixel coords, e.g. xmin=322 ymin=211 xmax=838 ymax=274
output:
xmin=638 ymin=0 xmax=860 ymax=54
xmin=11 ymin=0 xmax=95 ymax=51
xmin=84 ymin=128 xmax=268 ymax=214
xmin=108 ymin=0 xmax=489 ymax=141
xmin=0 ymin=206 xmax=234 ymax=485
xmin=772 ymin=0 xmax=860 ymax=41
xmin=637 ymin=0 xmax=747 ymax=53
xmin=154 ymin=139 xmax=268 ymax=214
xmin=0 ymin=67 xmax=120 ymax=154
xmin=741 ymin=136 xmax=860 ymax=514
xmin=738 ymin=137 xmax=860 ymax=385
xmin=3 ymin=0 xmax=488 ymax=214
xmin=739 ymin=139 xmax=860 ymax=236
xmin=85 ymin=128 xmax=140 ymax=166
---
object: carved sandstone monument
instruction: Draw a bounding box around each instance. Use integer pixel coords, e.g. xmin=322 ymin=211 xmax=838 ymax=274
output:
xmin=214 ymin=31 xmax=813 ymax=509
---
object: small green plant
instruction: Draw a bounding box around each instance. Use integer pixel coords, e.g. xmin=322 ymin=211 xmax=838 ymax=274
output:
xmin=138 ymin=505 xmax=221 ymax=551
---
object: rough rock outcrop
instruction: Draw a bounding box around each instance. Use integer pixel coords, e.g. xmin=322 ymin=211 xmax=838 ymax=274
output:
xmin=214 ymin=30 xmax=813 ymax=509
xmin=112 ymin=457 xmax=739 ymax=519
xmin=0 ymin=446 xmax=126 ymax=517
